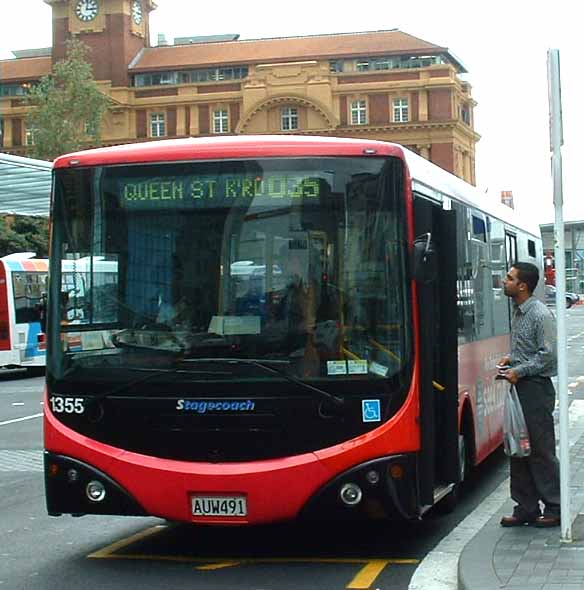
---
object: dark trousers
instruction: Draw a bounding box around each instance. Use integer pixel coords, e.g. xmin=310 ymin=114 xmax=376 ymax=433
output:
xmin=510 ymin=376 xmax=560 ymax=516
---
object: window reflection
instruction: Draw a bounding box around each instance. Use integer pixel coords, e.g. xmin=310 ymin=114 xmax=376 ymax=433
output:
xmin=51 ymin=157 xmax=410 ymax=382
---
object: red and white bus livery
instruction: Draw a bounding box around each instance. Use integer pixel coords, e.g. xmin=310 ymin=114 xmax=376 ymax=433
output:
xmin=44 ymin=136 xmax=542 ymax=524
xmin=0 ymin=253 xmax=48 ymax=370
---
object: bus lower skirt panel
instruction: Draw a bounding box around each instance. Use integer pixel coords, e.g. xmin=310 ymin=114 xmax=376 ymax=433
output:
xmin=44 ymin=452 xmax=148 ymax=517
xmin=300 ymin=454 xmax=419 ymax=521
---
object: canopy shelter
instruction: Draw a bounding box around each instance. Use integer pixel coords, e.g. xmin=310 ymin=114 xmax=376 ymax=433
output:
xmin=0 ymin=152 xmax=52 ymax=217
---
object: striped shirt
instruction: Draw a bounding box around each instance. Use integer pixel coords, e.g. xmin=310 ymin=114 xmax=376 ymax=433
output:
xmin=510 ymin=296 xmax=557 ymax=378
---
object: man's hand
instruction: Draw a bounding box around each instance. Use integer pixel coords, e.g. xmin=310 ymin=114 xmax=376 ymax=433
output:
xmin=497 ymin=356 xmax=512 ymax=367
xmin=499 ymin=368 xmax=519 ymax=384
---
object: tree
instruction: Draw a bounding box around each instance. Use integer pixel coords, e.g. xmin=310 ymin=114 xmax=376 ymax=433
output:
xmin=0 ymin=215 xmax=49 ymax=258
xmin=26 ymin=39 xmax=110 ymax=161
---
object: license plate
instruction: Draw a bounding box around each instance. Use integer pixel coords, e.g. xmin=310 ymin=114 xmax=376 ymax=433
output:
xmin=191 ymin=495 xmax=247 ymax=517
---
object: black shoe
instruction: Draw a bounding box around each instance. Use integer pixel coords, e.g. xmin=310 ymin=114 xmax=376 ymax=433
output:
xmin=534 ymin=515 xmax=560 ymax=528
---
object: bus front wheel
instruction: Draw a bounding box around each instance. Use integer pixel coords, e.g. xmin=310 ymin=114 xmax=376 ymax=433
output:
xmin=437 ymin=433 xmax=467 ymax=514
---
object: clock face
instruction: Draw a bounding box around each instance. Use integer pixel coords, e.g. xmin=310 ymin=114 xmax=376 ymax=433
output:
xmin=132 ymin=0 xmax=143 ymax=25
xmin=75 ymin=0 xmax=99 ymax=22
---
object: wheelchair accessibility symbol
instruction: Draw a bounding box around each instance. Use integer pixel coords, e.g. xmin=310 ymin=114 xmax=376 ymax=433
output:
xmin=362 ymin=399 xmax=381 ymax=423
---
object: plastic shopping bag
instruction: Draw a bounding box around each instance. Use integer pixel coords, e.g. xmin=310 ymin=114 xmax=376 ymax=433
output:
xmin=503 ymin=385 xmax=531 ymax=458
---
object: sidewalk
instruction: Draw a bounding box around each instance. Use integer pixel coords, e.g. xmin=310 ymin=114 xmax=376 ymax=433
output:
xmin=458 ymin=401 xmax=584 ymax=589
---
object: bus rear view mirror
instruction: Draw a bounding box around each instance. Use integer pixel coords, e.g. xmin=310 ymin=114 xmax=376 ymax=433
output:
xmin=412 ymin=233 xmax=437 ymax=284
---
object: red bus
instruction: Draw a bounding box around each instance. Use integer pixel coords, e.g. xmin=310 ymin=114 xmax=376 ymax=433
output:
xmin=0 ymin=253 xmax=48 ymax=370
xmin=44 ymin=136 xmax=543 ymax=524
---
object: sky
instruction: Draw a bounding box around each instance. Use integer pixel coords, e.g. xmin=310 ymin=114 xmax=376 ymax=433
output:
xmin=0 ymin=0 xmax=580 ymax=227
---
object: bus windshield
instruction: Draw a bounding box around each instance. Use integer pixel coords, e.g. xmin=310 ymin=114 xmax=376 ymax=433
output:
xmin=48 ymin=156 xmax=411 ymax=386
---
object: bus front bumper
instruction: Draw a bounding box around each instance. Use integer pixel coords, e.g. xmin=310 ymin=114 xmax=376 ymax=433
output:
xmin=44 ymin=451 xmax=419 ymax=523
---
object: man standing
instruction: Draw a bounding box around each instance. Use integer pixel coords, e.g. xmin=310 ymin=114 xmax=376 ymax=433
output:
xmin=498 ymin=262 xmax=560 ymax=527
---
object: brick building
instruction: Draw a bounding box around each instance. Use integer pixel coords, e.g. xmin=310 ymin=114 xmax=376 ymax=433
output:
xmin=0 ymin=0 xmax=479 ymax=182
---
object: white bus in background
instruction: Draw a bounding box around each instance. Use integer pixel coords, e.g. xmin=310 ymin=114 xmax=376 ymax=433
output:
xmin=0 ymin=253 xmax=119 ymax=370
xmin=0 ymin=252 xmax=48 ymax=370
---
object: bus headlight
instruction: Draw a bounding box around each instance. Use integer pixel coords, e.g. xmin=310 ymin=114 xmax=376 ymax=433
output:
xmin=339 ymin=482 xmax=362 ymax=506
xmin=86 ymin=480 xmax=106 ymax=502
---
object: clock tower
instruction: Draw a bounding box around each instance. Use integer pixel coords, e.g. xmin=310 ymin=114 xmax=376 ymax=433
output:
xmin=44 ymin=0 xmax=156 ymax=87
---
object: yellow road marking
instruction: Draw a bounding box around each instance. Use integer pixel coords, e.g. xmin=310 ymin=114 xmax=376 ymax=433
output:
xmin=88 ymin=527 xmax=418 ymax=587
xmin=347 ymin=559 xmax=390 ymax=589
xmin=96 ymin=555 xmax=418 ymax=566
xmin=197 ymin=561 xmax=241 ymax=570
xmin=87 ymin=525 xmax=167 ymax=559
xmin=89 ymin=547 xmax=418 ymax=570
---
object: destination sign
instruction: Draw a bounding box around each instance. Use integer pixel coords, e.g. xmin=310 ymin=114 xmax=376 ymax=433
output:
xmin=118 ymin=173 xmax=322 ymax=209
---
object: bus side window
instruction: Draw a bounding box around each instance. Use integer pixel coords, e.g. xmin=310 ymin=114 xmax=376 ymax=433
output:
xmin=470 ymin=213 xmax=493 ymax=340
xmin=490 ymin=218 xmax=510 ymax=335
xmin=453 ymin=202 xmax=473 ymax=344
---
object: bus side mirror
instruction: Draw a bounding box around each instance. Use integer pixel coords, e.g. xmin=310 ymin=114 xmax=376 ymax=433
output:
xmin=412 ymin=233 xmax=437 ymax=284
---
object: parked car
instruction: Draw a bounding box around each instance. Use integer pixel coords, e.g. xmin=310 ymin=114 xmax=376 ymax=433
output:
xmin=545 ymin=284 xmax=580 ymax=308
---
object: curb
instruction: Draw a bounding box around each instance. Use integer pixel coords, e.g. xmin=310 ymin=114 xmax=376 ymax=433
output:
xmin=457 ymin=400 xmax=584 ymax=590
xmin=457 ymin=501 xmax=513 ymax=590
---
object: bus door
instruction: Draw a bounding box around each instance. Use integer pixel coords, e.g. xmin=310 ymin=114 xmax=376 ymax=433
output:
xmin=413 ymin=195 xmax=459 ymax=506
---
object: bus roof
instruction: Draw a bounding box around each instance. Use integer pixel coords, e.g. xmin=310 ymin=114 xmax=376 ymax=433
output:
xmin=1 ymin=254 xmax=48 ymax=272
xmin=401 ymin=147 xmax=541 ymax=238
xmin=53 ymin=135 xmax=538 ymax=238
xmin=52 ymin=135 xmax=404 ymax=168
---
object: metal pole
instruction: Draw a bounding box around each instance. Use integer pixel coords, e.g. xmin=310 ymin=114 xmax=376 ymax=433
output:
xmin=548 ymin=48 xmax=571 ymax=542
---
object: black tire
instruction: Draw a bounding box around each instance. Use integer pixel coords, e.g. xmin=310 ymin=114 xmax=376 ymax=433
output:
xmin=566 ymin=298 xmax=573 ymax=309
xmin=437 ymin=434 xmax=467 ymax=513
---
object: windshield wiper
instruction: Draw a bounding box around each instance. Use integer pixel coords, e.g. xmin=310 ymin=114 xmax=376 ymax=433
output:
xmin=179 ymin=357 xmax=345 ymax=409
xmin=62 ymin=365 xmax=232 ymax=408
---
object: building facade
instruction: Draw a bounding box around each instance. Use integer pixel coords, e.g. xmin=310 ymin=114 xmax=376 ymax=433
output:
xmin=1 ymin=0 xmax=479 ymax=183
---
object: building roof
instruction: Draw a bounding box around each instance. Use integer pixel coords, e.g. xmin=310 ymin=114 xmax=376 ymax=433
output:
xmin=0 ymin=30 xmax=465 ymax=84
xmin=0 ymin=56 xmax=52 ymax=82
xmin=12 ymin=48 xmax=52 ymax=59
xmin=540 ymin=220 xmax=584 ymax=229
xmin=131 ymin=29 xmax=465 ymax=72
xmin=174 ymin=34 xmax=240 ymax=45
xmin=0 ymin=153 xmax=52 ymax=217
